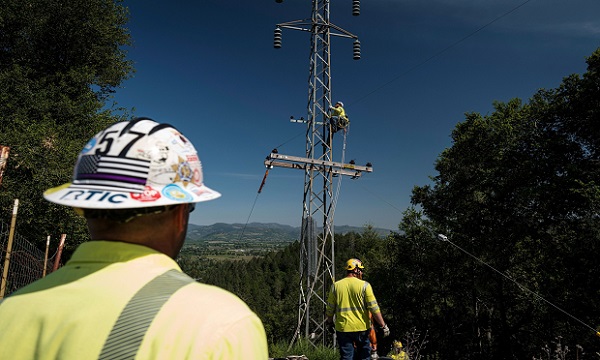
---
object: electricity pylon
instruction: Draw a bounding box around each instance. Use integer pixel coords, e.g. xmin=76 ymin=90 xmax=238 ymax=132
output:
xmin=265 ymin=0 xmax=372 ymax=348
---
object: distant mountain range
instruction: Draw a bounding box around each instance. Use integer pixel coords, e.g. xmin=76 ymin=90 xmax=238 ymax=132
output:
xmin=186 ymin=222 xmax=392 ymax=243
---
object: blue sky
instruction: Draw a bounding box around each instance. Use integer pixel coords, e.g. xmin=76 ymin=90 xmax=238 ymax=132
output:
xmin=112 ymin=0 xmax=600 ymax=231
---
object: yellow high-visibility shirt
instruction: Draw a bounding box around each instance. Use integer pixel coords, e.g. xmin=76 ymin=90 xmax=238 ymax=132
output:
xmin=0 ymin=241 xmax=268 ymax=359
xmin=326 ymin=276 xmax=381 ymax=332
xmin=390 ymin=351 xmax=409 ymax=360
xmin=331 ymin=106 xmax=347 ymax=119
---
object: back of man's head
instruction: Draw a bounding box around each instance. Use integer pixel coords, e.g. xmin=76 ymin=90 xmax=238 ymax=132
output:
xmin=43 ymin=117 xmax=221 ymax=254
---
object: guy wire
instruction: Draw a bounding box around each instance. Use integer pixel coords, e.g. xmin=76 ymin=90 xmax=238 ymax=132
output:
xmin=441 ymin=234 xmax=599 ymax=336
xmin=238 ymin=192 xmax=261 ymax=241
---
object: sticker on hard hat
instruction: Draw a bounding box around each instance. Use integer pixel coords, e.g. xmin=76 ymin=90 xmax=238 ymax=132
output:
xmin=130 ymin=186 xmax=161 ymax=202
xmin=74 ymin=154 xmax=150 ymax=192
xmin=59 ymin=189 xmax=129 ymax=204
xmin=172 ymin=158 xmax=194 ymax=185
xmin=162 ymin=184 xmax=193 ymax=202
xmin=81 ymin=138 xmax=97 ymax=154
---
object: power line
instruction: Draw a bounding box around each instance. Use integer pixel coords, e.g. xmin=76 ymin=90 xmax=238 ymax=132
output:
xmin=350 ymin=0 xmax=536 ymax=108
xmin=358 ymin=182 xmax=405 ymax=215
xmin=237 ymin=191 xmax=261 ymax=242
xmin=436 ymin=234 xmax=600 ymax=338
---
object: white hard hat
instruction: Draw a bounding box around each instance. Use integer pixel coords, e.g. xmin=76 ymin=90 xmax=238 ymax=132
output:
xmin=336 ymin=101 xmax=344 ymax=107
xmin=44 ymin=118 xmax=221 ymax=209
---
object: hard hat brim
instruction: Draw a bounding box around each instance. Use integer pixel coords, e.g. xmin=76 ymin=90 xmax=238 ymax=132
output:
xmin=44 ymin=182 xmax=221 ymax=209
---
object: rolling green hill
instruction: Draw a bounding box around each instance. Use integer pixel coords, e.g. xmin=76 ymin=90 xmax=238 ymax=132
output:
xmin=186 ymin=222 xmax=392 ymax=243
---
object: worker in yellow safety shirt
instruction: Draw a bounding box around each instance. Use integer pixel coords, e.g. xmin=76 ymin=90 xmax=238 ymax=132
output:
xmin=329 ymin=100 xmax=350 ymax=133
xmin=389 ymin=340 xmax=409 ymax=360
xmin=0 ymin=118 xmax=268 ymax=359
xmin=326 ymin=258 xmax=390 ymax=360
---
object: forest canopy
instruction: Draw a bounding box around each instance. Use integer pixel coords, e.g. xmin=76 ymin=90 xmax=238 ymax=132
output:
xmin=0 ymin=0 xmax=133 ymax=246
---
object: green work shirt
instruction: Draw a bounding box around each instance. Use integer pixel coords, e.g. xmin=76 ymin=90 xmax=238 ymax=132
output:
xmin=0 ymin=241 xmax=268 ymax=359
xmin=326 ymin=276 xmax=381 ymax=332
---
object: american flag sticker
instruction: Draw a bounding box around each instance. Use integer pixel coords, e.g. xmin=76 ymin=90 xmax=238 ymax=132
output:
xmin=73 ymin=154 xmax=150 ymax=191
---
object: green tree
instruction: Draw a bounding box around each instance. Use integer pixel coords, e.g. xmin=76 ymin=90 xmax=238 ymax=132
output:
xmin=405 ymin=48 xmax=600 ymax=359
xmin=0 ymin=0 xmax=133 ymax=248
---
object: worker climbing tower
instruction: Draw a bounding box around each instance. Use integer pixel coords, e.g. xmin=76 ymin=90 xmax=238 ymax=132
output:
xmin=265 ymin=0 xmax=372 ymax=348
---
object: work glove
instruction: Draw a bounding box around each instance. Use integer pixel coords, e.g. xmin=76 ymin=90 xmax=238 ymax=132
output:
xmin=381 ymin=324 xmax=390 ymax=337
xmin=371 ymin=350 xmax=379 ymax=359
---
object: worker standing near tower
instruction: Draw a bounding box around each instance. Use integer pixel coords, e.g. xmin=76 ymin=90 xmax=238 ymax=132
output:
xmin=326 ymin=258 xmax=390 ymax=360
xmin=329 ymin=100 xmax=350 ymax=133
xmin=0 ymin=118 xmax=269 ymax=359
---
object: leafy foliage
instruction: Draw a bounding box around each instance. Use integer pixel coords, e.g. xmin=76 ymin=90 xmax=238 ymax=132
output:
xmin=401 ymin=48 xmax=600 ymax=358
xmin=0 ymin=0 xmax=133 ymax=248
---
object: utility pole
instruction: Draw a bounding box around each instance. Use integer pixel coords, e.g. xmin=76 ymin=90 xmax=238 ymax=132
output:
xmin=267 ymin=0 xmax=372 ymax=348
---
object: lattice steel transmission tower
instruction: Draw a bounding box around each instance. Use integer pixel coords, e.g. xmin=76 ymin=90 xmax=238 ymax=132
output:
xmin=265 ymin=0 xmax=372 ymax=348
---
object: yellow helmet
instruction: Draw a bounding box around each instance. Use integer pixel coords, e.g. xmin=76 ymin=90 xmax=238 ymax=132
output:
xmin=393 ymin=340 xmax=403 ymax=348
xmin=346 ymin=258 xmax=365 ymax=271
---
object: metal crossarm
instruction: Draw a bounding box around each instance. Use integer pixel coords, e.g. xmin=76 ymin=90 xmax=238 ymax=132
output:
xmin=265 ymin=153 xmax=372 ymax=178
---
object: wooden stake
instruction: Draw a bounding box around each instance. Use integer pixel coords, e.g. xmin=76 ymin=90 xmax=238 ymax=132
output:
xmin=52 ymin=234 xmax=66 ymax=272
xmin=0 ymin=199 xmax=19 ymax=299
xmin=43 ymin=235 xmax=50 ymax=277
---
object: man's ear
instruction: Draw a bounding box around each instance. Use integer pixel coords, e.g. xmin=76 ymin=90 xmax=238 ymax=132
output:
xmin=174 ymin=204 xmax=190 ymax=227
